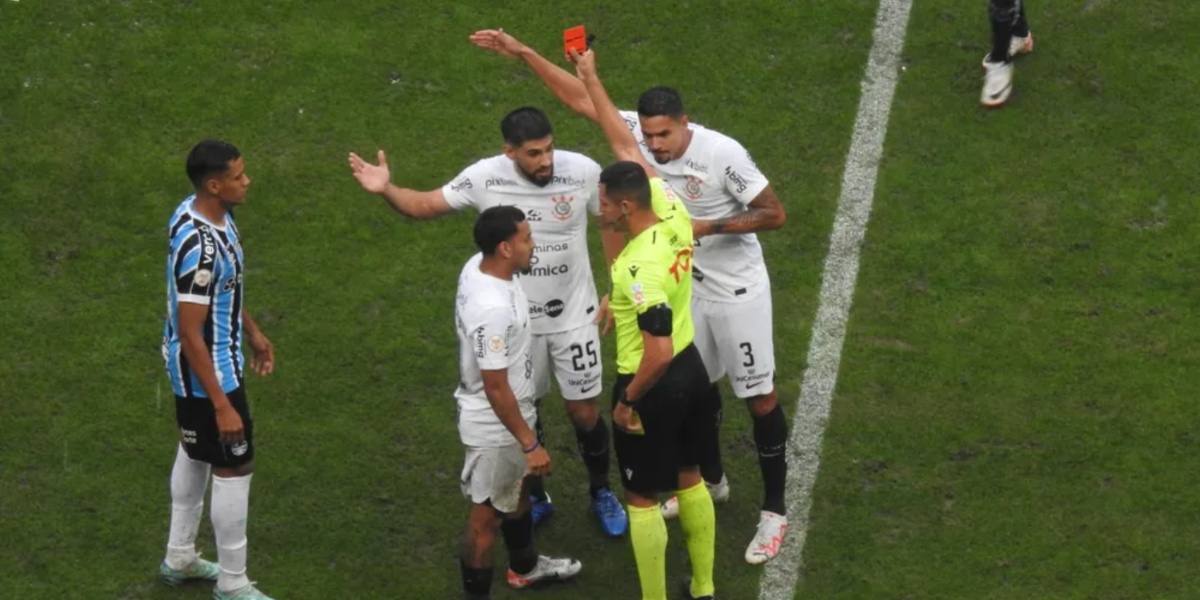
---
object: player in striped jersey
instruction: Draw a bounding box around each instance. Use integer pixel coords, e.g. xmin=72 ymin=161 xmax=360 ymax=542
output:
xmin=159 ymin=140 xmax=277 ymax=600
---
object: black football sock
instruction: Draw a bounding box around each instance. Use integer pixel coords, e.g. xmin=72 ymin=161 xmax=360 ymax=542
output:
xmin=1013 ymin=0 xmax=1030 ymax=38
xmin=574 ymin=417 xmax=611 ymax=496
xmin=501 ymin=512 xmax=538 ymax=575
xmin=460 ymin=560 xmax=493 ymax=600
xmin=753 ymin=404 xmax=788 ymax=516
xmin=988 ymin=0 xmax=1021 ymax=62
xmin=527 ymin=401 xmax=549 ymax=502
xmin=699 ymin=383 xmax=726 ymax=486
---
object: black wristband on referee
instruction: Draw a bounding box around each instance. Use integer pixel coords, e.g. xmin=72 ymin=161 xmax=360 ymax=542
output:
xmin=618 ymin=389 xmax=636 ymax=406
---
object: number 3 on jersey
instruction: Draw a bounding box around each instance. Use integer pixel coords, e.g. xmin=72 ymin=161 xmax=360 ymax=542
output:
xmin=669 ymin=247 xmax=694 ymax=283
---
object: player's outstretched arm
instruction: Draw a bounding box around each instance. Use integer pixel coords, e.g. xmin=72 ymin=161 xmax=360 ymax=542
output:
xmin=469 ymin=29 xmax=599 ymax=122
xmin=348 ymin=150 xmax=455 ymax=220
xmin=570 ymin=49 xmax=658 ymax=179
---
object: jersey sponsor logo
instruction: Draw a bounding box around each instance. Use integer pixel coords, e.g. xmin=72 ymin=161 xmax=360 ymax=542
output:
xmin=487 ymin=335 xmax=505 ymax=353
xmin=628 ymin=264 xmax=640 ymax=278
xmin=686 ymin=158 xmax=709 ymax=174
xmin=194 ymin=269 xmax=213 ymax=287
xmin=526 ymin=209 xmax=543 ymax=221
xmin=528 ymin=263 xmax=569 ymax=277
xmin=551 ymin=195 xmax=574 ymax=221
xmin=669 ymin=247 xmax=693 ymax=283
xmin=684 ymin=175 xmax=704 ymax=200
xmin=725 ymin=166 xmax=748 ymax=194
xmin=474 ymin=326 xmax=488 ymax=358
xmin=567 ymin=374 xmax=601 ymax=387
xmin=550 ymin=174 xmax=586 ymax=187
xmin=222 ymin=273 xmax=242 ymax=292
xmin=450 ymin=178 xmax=473 ymax=192
xmin=529 ymin=299 xmax=565 ymax=318
xmin=623 ymin=116 xmax=639 ymax=132
xmin=485 ymin=177 xmax=518 ymax=189
xmin=735 ymin=371 xmax=772 ymax=385
xmin=534 ymin=242 xmax=569 ymax=253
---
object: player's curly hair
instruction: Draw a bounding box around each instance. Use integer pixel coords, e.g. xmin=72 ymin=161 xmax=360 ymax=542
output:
xmin=474 ymin=205 xmax=527 ymax=256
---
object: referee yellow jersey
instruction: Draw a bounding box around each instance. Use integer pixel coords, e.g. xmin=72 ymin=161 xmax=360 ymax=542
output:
xmin=610 ymin=177 xmax=695 ymax=375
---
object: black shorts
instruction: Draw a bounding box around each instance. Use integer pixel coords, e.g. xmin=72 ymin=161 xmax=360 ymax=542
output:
xmin=612 ymin=344 xmax=716 ymax=496
xmin=175 ymin=386 xmax=255 ymax=468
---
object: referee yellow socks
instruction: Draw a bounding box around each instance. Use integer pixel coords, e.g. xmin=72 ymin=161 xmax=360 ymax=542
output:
xmin=677 ymin=481 xmax=716 ymax=598
xmin=628 ymin=503 xmax=668 ymax=600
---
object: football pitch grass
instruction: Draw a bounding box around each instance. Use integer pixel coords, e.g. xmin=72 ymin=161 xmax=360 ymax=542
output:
xmin=2 ymin=1 xmax=1198 ymax=598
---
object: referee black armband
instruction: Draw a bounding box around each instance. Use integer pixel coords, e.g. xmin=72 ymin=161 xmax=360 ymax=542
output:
xmin=637 ymin=304 xmax=673 ymax=336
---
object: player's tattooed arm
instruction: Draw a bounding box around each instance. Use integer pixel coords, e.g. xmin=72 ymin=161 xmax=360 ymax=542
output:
xmin=469 ymin=29 xmax=599 ymax=121
xmin=693 ymin=186 xmax=787 ymax=237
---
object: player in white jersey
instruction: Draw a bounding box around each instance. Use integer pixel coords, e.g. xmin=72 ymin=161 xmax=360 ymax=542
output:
xmin=347 ymin=107 xmax=629 ymax=537
xmin=471 ymin=30 xmax=792 ymax=565
xmin=451 ymin=206 xmax=581 ymax=598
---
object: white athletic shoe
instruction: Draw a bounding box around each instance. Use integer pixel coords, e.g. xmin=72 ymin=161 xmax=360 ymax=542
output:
xmin=982 ymin=32 xmax=1034 ymax=68
xmin=745 ymin=510 xmax=788 ymax=565
xmin=661 ymin=474 xmax=730 ymax=520
xmin=981 ymin=59 xmax=1014 ymax=108
xmin=506 ymin=555 xmax=582 ymax=589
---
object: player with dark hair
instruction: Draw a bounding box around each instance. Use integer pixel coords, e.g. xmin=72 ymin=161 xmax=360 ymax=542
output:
xmin=982 ymin=0 xmax=1034 ymax=107
xmin=471 ymin=29 xmax=791 ymax=564
xmin=572 ymin=48 xmax=718 ymax=600
xmin=160 ymin=140 xmax=277 ymax=600
xmin=348 ymin=108 xmax=629 ymax=537
xmin=453 ymin=205 xmax=582 ymax=599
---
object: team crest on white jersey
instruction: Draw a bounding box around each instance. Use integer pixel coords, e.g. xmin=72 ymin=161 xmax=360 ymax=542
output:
xmin=551 ymin=195 xmax=575 ymax=221
xmin=684 ymin=175 xmax=703 ymax=200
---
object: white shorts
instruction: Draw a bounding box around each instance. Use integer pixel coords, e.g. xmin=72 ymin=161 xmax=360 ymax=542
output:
xmin=530 ymin=323 xmax=604 ymax=401
xmin=460 ymin=444 xmax=526 ymax=514
xmin=692 ymin=287 xmax=776 ymax=399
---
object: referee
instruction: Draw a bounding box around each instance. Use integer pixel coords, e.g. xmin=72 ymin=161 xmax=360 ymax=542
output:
xmin=572 ymin=48 xmax=717 ymax=600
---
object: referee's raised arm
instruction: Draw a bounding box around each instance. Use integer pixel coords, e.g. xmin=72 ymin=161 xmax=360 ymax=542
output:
xmin=568 ymin=49 xmax=658 ymax=181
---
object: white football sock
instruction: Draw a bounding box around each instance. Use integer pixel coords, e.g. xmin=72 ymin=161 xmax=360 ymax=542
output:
xmin=211 ymin=473 xmax=252 ymax=592
xmin=165 ymin=444 xmax=211 ymax=570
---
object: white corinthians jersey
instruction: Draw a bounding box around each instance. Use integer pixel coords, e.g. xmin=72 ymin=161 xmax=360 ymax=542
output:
xmin=453 ymin=253 xmax=536 ymax=447
xmin=621 ymin=110 xmax=771 ymax=303
xmin=443 ymin=151 xmax=602 ymax=334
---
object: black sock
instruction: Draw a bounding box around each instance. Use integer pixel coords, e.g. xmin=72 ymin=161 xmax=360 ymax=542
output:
xmin=753 ymin=404 xmax=788 ymax=515
xmin=574 ymin=417 xmax=611 ymax=496
xmin=500 ymin=512 xmax=538 ymax=575
xmin=527 ymin=401 xmax=549 ymax=502
xmin=1013 ymin=0 xmax=1030 ymax=38
xmin=459 ymin=560 xmax=493 ymax=600
xmin=987 ymin=0 xmax=1021 ymax=62
xmin=698 ymin=383 xmax=725 ymax=485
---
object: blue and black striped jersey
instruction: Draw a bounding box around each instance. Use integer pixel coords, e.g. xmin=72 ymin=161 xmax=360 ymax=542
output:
xmin=161 ymin=196 xmax=245 ymax=398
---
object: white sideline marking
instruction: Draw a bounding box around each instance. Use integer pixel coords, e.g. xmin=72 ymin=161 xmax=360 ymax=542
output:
xmin=758 ymin=1 xmax=912 ymax=598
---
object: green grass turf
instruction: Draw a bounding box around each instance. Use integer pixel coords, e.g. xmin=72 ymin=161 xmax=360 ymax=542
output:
xmin=0 ymin=0 xmax=1195 ymax=598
